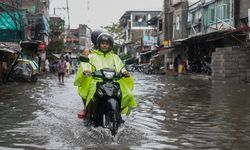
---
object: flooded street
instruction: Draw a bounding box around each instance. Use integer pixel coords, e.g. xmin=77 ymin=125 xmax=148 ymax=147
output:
xmin=1 ymin=73 xmax=250 ymax=150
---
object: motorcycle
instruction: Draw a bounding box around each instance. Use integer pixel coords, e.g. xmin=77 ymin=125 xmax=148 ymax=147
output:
xmin=143 ymin=63 xmax=153 ymax=75
xmin=78 ymin=56 xmax=124 ymax=136
xmin=201 ymin=61 xmax=212 ymax=75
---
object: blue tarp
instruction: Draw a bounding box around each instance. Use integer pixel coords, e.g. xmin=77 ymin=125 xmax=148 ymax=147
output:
xmin=0 ymin=11 xmax=26 ymax=30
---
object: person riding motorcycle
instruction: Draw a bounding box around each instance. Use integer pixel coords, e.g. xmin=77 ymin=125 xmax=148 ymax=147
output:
xmin=74 ymin=33 xmax=136 ymax=125
xmin=78 ymin=29 xmax=103 ymax=108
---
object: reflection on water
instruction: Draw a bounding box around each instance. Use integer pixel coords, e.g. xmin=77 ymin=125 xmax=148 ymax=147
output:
xmin=0 ymin=73 xmax=250 ymax=149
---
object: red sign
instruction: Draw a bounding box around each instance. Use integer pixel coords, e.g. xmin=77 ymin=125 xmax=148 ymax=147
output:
xmin=38 ymin=42 xmax=46 ymax=51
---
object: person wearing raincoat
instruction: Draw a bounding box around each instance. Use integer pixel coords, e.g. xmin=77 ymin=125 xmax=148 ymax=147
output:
xmin=74 ymin=33 xmax=136 ymax=123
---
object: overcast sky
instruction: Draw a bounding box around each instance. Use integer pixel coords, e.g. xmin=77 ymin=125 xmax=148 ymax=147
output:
xmin=50 ymin=0 xmax=163 ymax=30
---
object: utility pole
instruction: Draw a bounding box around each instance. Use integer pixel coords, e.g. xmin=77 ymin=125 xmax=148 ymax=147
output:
xmin=53 ymin=0 xmax=70 ymax=38
xmin=87 ymin=0 xmax=90 ymax=24
xmin=53 ymin=1 xmax=70 ymax=29
xmin=66 ymin=0 xmax=70 ymax=30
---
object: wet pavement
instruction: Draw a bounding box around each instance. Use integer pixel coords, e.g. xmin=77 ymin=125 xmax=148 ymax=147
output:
xmin=0 ymin=73 xmax=250 ymax=150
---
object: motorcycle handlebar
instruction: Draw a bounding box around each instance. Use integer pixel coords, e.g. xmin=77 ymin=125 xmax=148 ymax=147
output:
xmin=90 ymin=70 xmax=125 ymax=79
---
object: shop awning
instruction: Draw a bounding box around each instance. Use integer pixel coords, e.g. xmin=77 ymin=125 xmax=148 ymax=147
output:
xmin=0 ymin=11 xmax=26 ymax=30
xmin=52 ymin=53 xmax=61 ymax=59
xmin=158 ymin=48 xmax=174 ymax=56
xmin=0 ymin=42 xmax=21 ymax=53
xmin=140 ymin=49 xmax=158 ymax=55
xmin=173 ymin=38 xmax=189 ymax=46
xmin=206 ymin=36 xmax=224 ymax=42
xmin=173 ymin=38 xmax=189 ymax=42
xmin=121 ymin=41 xmax=135 ymax=46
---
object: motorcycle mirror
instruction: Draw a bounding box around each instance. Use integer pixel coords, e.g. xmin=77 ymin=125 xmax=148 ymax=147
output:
xmin=78 ymin=56 xmax=97 ymax=71
xmin=78 ymin=56 xmax=89 ymax=62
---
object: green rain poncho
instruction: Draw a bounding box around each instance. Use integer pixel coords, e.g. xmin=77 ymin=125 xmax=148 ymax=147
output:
xmin=74 ymin=50 xmax=136 ymax=115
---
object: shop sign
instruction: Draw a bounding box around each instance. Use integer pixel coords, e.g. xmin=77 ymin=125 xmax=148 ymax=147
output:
xmin=38 ymin=42 xmax=46 ymax=51
xmin=143 ymin=36 xmax=156 ymax=46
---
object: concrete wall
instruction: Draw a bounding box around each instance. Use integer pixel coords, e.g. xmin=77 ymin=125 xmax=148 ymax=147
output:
xmin=131 ymin=30 xmax=144 ymax=42
xmin=212 ymin=47 xmax=250 ymax=83
xmin=240 ymin=0 xmax=250 ymax=18
xmin=172 ymin=1 xmax=188 ymax=40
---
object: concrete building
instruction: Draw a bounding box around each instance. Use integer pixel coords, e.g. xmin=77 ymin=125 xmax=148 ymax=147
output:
xmin=211 ymin=0 xmax=250 ymax=83
xmin=185 ymin=0 xmax=247 ymax=72
xmin=146 ymin=0 xmax=250 ymax=81
xmin=119 ymin=10 xmax=161 ymax=63
xmin=0 ymin=1 xmax=28 ymax=42
xmin=187 ymin=0 xmax=202 ymax=37
xmin=158 ymin=0 xmax=188 ymax=72
xmin=184 ymin=0 xmax=250 ymax=82
xmin=171 ymin=0 xmax=188 ymax=69
xmin=47 ymin=16 xmax=65 ymax=54
xmin=172 ymin=0 xmax=188 ymax=41
xmin=65 ymin=24 xmax=92 ymax=55
xmin=23 ymin=0 xmax=50 ymax=62
xmin=23 ymin=0 xmax=50 ymax=45
xmin=78 ymin=24 xmax=92 ymax=52
xmin=0 ymin=0 xmax=50 ymax=74
xmin=203 ymin=0 xmax=234 ymax=34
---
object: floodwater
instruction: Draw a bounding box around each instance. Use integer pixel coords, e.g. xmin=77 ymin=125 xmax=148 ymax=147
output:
xmin=0 ymin=73 xmax=250 ymax=150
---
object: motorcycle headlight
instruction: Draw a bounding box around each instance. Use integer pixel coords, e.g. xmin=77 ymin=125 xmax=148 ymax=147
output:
xmin=103 ymin=71 xmax=115 ymax=79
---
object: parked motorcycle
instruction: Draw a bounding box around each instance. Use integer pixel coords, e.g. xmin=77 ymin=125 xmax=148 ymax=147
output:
xmin=143 ymin=63 xmax=153 ymax=75
xmin=78 ymin=56 xmax=124 ymax=136
xmin=201 ymin=61 xmax=212 ymax=75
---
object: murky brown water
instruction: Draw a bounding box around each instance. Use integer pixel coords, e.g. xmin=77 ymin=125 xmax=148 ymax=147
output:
xmin=0 ymin=73 xmax=250 ymax=150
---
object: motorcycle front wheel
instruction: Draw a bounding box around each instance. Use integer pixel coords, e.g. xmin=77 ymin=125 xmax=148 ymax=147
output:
xmin=103 ymin=111 xmax=119 ymax=136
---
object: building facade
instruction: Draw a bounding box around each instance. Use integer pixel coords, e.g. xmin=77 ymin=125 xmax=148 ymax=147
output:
xmin=119 ymin=10 xmax=161 ymax=63
xmin=47 ymin=16 xmax=65 ymax=54
xmin=65 ymin=24 xmax=92 ymax=55
xmin=78 ymin=24 xmax=92 ymax=53
xmin=0 ymin=0 xmax=50 ymax=63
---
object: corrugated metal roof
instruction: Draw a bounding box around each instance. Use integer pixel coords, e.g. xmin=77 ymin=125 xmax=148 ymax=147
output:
xmin=0 ymin=42 xmax=21 ymax=51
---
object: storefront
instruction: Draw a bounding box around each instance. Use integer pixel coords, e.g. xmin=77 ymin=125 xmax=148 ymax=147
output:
xmin=0 ymin=46 xmax=20 ymax=83
xmin=20 ymin=40 xmax=46 ymax=71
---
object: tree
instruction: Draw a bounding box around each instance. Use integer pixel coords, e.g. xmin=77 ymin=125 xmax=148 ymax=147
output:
xmin=47 ymin=39 xmax=65 ymax=54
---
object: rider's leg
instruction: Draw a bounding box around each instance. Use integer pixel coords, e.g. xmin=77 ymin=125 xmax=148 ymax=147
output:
xmin=81 ymin=98 xmax=88 ymax=118
xmin=62 ymin=72 xmax=65 ymax=83
xmin=83 ymin=101 xmax=95 ymax=126
xmin=86 ymin=101 xmax=94 ymax=117
xmin=58 ymin=73 xmax=61 ymax=83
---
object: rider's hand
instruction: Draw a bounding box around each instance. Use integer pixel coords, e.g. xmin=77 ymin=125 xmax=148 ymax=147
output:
xmin=122 ymin=71 xmax=130 ymax=77
xmin=83 ymin=70 xmax=91 ymax=76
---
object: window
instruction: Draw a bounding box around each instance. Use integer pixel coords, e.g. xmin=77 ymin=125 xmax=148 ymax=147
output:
xmin=217 ymin=4 xmax=229 ymax=20
xmin=208 ymin=7 xmax=215 ymax=24
xmin=215 ymin=0 xmax=230 ymax=22
xmin=188 ymin=13 xmax=192 ymax=23
xmin=223 ymin=4 xmax=229 ymax=19
xmin=132 ymin=13 xmax=148 ymax=27
xmin=176 ymin=15 xmax=180 ymax=30
xmin=169 ymin=0 xmax=172 ymax=6
xmin=159 ymin=19 xmax=162 ymax=31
